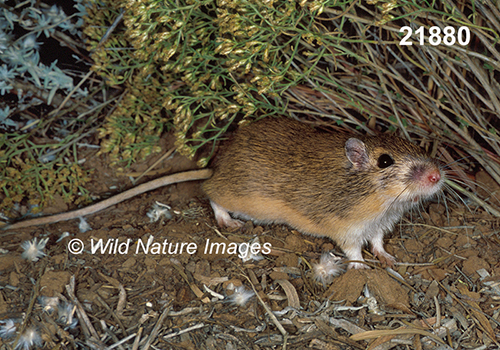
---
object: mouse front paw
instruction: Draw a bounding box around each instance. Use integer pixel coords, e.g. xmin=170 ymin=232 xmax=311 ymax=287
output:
xmin=373 ymin=249 xmax=396 ymax=268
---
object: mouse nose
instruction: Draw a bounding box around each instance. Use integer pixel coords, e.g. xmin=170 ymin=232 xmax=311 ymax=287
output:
xmin=428 ymin=170 xmax=441 ymax=183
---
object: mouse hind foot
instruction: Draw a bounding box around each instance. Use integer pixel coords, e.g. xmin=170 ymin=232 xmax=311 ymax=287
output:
xmin=210 ymin=201 xmax=244 ymax=228
xmin=370 ymin=234 xmax=396 ymax=268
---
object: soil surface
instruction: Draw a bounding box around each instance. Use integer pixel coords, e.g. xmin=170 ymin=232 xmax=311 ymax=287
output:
xmin=1 ymin=131 xmax=500 ymax=350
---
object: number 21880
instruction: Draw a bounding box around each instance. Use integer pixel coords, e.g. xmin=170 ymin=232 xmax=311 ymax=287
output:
xmin=399 ymin=26 xmax=470 ymax=46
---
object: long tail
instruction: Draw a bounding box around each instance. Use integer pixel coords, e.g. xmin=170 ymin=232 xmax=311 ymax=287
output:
xmin=1 ymin=169 xmax=213 ymax=231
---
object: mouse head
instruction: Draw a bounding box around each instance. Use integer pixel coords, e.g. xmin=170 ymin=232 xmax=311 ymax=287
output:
xmin=345 ymin=136 xmax=444 ymax=204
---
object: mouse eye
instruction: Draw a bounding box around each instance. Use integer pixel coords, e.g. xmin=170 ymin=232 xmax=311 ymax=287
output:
xmin=378 ymin=154 xmax=394 ymax=168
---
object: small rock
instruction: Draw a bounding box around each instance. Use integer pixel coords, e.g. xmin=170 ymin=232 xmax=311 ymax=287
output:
xmin=462 ymin=256 xmax=490 ymax=277
xmin=436 ymin=236 xmax=453 ymax=249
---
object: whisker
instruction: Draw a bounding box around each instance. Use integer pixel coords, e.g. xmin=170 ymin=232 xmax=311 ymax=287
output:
xmin=446 ymin=180 xmax=500 ymax=217
xmin=442 ymin=183 xmax=470 ymax=210
xmin=438 ymin=191 xmax=452 ymax=225
xmin=443 ymin=183 xmax=482 ymax=220
xmin=467 ymin=182 xmax=500 ymax=206
xmin=446 ymin=173 xmax=500 ymax=209
xmin=440 ymin=155 xmax=474 ymax=168
xmin=384 ymin=182 xmax=413 ymax=215
xmin=412 ymin=196 xmax=426 ymax=223
xmin=441 ymin=170 xmax=476 ymax=191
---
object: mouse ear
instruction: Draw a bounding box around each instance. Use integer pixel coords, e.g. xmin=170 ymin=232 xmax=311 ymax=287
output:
xmin=345 ymin=138 xmax=370 ymax=169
